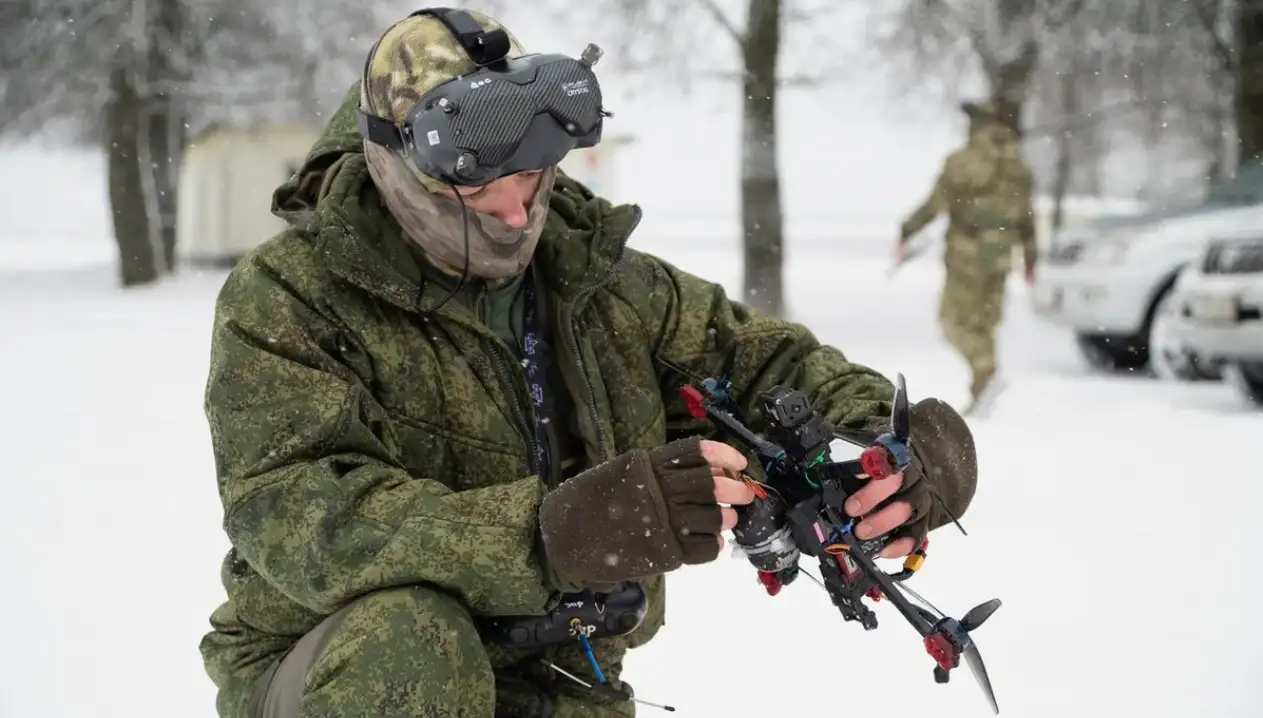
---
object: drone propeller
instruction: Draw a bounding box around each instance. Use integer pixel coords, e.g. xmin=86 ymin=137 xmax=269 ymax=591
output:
xmin=963 ymin=640 xmax=999 ymax=714
xmin=955 ymin=598 xmax=1001 ymax=711
xmin=809 ymin=557 xmax=1001 ymax=714
xmin=961 ymin=598 xmax=1001 ymax=632
xmin=923 ymin=598 xmax=1002 ymax=714
xmin=830 ymin=374 xmax=911 ymax=450
xmin=891 ymin=373 xmax=910 ymax=443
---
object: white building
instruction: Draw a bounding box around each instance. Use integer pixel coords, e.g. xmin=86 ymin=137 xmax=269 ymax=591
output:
xmin=177 ymin=123 xmax=323 ymax=267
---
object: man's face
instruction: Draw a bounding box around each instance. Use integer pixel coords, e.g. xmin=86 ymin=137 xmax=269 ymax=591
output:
xmin=436 ymin=170 xmax=544 ymax=228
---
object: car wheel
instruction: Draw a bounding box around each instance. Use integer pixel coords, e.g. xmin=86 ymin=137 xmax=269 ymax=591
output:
xmin=1148 ymin=288 xmax=1214 ymax=381
xmin=1224 ymin=361 xmax=1263 ymax=409
xmin=1074 ymin=332 xmax=1148 ymax=373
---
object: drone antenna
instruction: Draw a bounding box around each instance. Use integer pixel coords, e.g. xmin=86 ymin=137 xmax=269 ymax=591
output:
xmin=927 ymin=484 xmax=968 ymax=536
xmin=655 ymin=356 xmax=703 ymax=384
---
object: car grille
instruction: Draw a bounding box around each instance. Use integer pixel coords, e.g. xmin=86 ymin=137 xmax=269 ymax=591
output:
xmin=1203 ymin=239 xmax=1263 ymax=274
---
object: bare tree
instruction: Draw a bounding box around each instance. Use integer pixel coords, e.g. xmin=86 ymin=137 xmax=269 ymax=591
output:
xmin=1111 ymin=0 xmax=1236 ymax=196
xmin=0 ymin=0 xmax=280 ymax=285
xmin=868 ymin=0 xmax=1083 ymax=130
xmin=0 ymin=0 xmax=458 ymax=287
xmin=558 ymin=0 xmax=857 ymax=318
xmin=869 ymin=0 xmax=1241 ymax=207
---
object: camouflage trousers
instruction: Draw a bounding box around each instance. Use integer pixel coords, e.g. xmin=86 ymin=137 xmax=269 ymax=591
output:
xmin=938 ymin=269 xmax=1008 ymax=397
xmin=246 ymin=585 xmax=636 ymax=718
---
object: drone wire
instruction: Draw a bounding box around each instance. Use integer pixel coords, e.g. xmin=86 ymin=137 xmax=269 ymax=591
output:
xmin=415 ymin=182 xmax=473 ymax=314
xmin=800 ymin=568 xmax=825 ymax=587
xmin=741 ymin=474 xmax=770 ymax=500
xmin=542 ymin=661 xmax=676 ymax=712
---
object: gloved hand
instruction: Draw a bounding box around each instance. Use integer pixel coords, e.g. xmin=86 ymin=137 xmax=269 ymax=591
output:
xmin=845 ymin=398 xmax=979 ymax=557
xmin=538 ymin=436 xmax=755 ymax=586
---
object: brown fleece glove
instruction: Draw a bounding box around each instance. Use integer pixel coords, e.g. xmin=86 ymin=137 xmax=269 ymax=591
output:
xmin=869 ymin=398 xmax=979 ymax=547
xmin=538 ymin=437 xmax=724 ymax=587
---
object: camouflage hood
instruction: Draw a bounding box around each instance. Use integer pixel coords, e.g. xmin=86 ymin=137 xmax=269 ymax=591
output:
xmin=270 ymin=83 xmax=639 ymax=304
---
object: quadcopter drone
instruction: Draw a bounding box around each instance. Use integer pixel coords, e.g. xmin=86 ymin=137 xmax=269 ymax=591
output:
xmin=663 ymin=352 xmax=1002 ymax=715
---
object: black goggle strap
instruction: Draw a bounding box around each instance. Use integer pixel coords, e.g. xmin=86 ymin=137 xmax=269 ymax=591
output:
xmin=357 ymin=16 xmax=406 ymax=152
xmin=357 ymin=110 xmax=410 ymax=155
xmin=408 ymin=7 xmax=511 ymax=66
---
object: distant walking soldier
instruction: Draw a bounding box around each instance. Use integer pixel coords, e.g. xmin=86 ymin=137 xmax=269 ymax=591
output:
xmin=896 ymin=100 xmax=1037 ymax=416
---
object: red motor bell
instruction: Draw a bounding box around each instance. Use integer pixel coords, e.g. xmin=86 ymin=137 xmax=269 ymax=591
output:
xmin=680 ymin=385 xmax=707 ymax=418
xmin=860 ymin=445 xmax=892 ymax=479
xmin=756 ymin=570 xmax=783 ymax=596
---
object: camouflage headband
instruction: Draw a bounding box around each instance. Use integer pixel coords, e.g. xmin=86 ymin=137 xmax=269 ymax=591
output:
xmin=359 ymin=11 xmax=526 ymax=193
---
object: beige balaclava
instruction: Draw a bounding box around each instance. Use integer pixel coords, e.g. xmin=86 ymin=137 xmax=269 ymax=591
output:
xmin=360 ymin=11 xmax=558 ymax=280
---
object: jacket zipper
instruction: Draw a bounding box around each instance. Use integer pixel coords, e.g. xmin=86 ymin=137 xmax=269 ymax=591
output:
xmin=487 ymin=340 xmax=542 ymax=478
xmin=460 ymin=209 xmax=643 ymax=478
xmin=564 ymin=206 xmax=644 ymax=462
xmin=473 ymin=282 xmax=543 ymax=480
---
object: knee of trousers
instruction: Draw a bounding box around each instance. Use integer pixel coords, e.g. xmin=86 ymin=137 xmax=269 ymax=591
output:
xmin=261 ymin=585 xmax=497 ymax=718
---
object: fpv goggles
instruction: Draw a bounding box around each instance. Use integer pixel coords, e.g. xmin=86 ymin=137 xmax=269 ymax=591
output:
xmin=357 ymin=7 xmax=610 ymax=187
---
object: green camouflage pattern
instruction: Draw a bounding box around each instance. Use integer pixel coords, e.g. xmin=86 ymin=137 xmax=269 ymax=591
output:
xmin=899 ymin=102 xmax=1036 ymax=395
xmin=251 ymin=583 xmax=638 ymax=717
xmin=941 ymin=271 xmax=1008 ymax=395
xmin=201 ymin=82 xmax=906 ymax=717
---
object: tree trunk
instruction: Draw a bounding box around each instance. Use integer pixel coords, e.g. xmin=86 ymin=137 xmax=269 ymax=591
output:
xmin=1205 ymin=101 xmax=1227 ymax=186
xmin=1050 ymin=62 xmax=1078 ymax=232
xmin=147 ymin=0 xmax=185 ymax=273
xmin=145 ymin=98 xmax=183 ymax=273
xmin=739 ymin=0 xmax=784 ymax=318
xmin=1081 ymin=128 xmax=1102 ymax=196
xmin=989 ymin=0 xmax=1039 ymax=134
xmin=1235 ymin=0 xmax=1263 ymax=164
xmin=105 ymin=65 xmax=160 ymax=287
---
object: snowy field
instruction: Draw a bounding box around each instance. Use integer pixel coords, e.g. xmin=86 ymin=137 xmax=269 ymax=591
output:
xmin=1 ymin=149 xmax=1261 ymax=718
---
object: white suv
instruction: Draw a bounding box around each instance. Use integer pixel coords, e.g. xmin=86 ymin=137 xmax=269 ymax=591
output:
xmin=1168 ymin=232 xmax=1263 ymax=407
xmin=1031 ymin=196 xmax=1263 ymax=375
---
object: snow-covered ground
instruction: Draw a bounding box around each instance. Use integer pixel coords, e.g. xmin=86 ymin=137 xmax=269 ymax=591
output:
xmin=2 ymin=149 xmax=1260 ymax=718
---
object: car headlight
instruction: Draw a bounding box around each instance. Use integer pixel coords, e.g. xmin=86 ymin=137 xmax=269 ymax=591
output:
xmin=1080 ymin=233 xmax=1133 ymax=265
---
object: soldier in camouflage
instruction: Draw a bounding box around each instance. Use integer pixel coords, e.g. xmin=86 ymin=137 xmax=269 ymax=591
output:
xmin=897 ymin=101 xmax=1037 ymax=415
xmin=200 ymin=10 xmax=983 ymax=718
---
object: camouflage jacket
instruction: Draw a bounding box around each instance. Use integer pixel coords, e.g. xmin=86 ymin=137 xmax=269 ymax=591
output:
xmin=199 ymin=88 xmax=899 ymax=717
xmin=900 ymin=126 xmax=1037 ymax=277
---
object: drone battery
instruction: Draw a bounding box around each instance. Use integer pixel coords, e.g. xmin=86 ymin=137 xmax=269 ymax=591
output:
xmin=733 ymin=492 xmax=800 ymax=573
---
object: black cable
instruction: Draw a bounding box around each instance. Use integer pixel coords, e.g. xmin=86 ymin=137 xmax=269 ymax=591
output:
xmin=415 ymin=183 xmax=472 ymax=314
